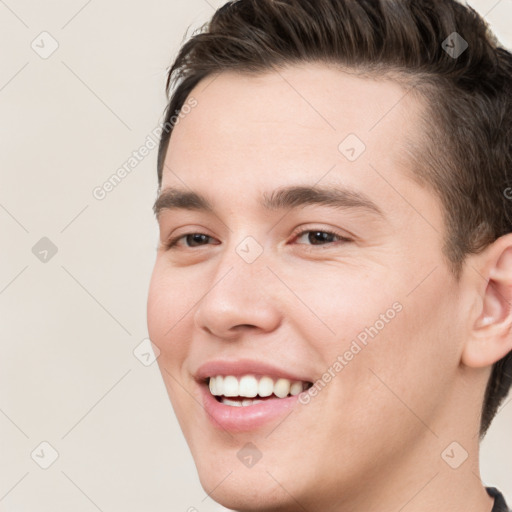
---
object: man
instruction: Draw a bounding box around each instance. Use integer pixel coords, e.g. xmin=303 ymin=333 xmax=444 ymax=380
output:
xmin=147 ymin=0 xmax=512 ymax=510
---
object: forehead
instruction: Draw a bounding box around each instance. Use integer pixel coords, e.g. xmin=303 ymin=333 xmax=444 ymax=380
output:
xmin=165 ymin=63 xmax=424 ymax=177
xmin=162 ymin=63 xmax=434 ymax=221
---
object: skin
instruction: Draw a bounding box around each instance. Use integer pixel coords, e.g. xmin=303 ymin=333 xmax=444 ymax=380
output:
xmin=147 ymin=62 xmax=512 ymax=512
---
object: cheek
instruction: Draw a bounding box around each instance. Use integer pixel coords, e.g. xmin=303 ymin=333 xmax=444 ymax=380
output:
xmin=347 ymin=277 xmax=462 ymax=426
xmin=289 ymin=263 xmax=404 ymax=358
xmin=295 ymin=288 xmax=460 ymax=485
xmin=147 ymin=263 xmax=201 ymax=432
xmin=309 ymin=268 xmax=461 ymax=426
xmin=147 ymin=260 xmax=193 ymax=365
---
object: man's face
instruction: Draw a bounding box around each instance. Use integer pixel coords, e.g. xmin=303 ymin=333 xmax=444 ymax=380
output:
xmin=147 ymin=63 xmax=470 ymax=511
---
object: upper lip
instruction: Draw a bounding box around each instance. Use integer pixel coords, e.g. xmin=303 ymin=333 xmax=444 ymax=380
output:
xmin=195 ymin=359 xmax=313 ymax=383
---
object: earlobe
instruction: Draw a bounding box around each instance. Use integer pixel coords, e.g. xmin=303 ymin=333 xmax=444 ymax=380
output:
xmin=461 ymin=236 xmax=512 ymax=369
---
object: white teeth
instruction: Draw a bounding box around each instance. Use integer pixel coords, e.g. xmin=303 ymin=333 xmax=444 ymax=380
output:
xmin=209 ymin=378 xmax=217 ymax=395
xmin=274 ymin=378 xmax=291 ymax=398
xmin=223 ymin=376 xmax=239 ymax=397
xmin=238 ymin=375 xmax=258 ymax=397
xmin=242 ymin=398 xmax=263 ymax=406
xmin=208 ymin=374 xmax=309 ymax=402
xmin=222 ymin=398 xmax=263 ymax=407
xmin=290 ymin=381 xmax=303 ymax=396
xmin=214 ymin=375 xmax=223 ymax=394
xmin=222 ymin=398 xmax=242 ymax=407
xmin=258 ymin=376 xmax=274 ymax=397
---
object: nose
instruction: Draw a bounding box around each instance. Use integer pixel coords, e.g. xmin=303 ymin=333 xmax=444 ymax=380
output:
xmin=193 ymin=248 xmax=282 ymax=340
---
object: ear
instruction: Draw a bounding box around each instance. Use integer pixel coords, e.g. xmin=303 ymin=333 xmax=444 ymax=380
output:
xmin=462 ymin=233 xmax=512 ymax=369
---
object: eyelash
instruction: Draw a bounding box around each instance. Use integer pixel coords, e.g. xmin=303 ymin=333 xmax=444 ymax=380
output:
xmin=164 ymin=227 xmax=352 ymax=250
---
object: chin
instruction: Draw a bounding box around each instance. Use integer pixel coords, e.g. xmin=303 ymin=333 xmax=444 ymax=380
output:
xmin=196 ymin=469 xmax=300 ymax=512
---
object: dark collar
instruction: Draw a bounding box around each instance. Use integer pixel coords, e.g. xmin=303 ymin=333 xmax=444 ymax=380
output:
xmin=487 ymin=487 xmax=511 ymax=512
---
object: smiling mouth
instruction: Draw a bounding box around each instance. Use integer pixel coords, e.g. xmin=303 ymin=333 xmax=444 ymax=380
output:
xmin=207 ymin=374 xmax=313 ymax=407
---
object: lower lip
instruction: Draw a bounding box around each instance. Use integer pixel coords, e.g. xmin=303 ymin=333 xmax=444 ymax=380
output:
xmin=200 ymin=383 xmax=301 ymax=432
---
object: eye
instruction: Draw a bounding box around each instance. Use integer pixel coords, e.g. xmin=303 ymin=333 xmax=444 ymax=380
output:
xmin=292 ymin=228 xmax=352 ymax=247
xmin=165 ymin=233 xmax=217 ymax=249
xmin=164 ymin=228 xmax=351 ymax=250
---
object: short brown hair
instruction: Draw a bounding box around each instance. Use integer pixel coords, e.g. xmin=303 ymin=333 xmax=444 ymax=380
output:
xmin=156 ymin=0 xmax=512 ymax=438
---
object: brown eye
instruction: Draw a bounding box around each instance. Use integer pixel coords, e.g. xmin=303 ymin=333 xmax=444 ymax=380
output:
xmin=166 ymin=233 xmax=215 ymax=249
xmin=293 ymin=229 xmax=351 ymax=247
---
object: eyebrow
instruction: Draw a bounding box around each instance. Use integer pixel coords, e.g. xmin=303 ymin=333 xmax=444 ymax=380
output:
xmin=153 ymin=184 xmax=384 ymax=219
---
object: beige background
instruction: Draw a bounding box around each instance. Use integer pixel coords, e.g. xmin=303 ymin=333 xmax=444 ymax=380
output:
xmin=1 ymin=1 xmax=511 ymax=511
